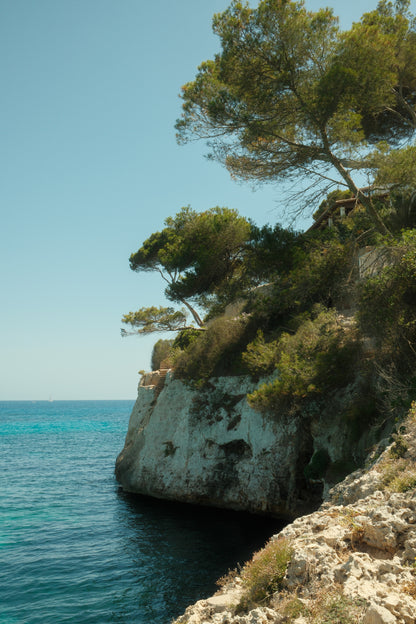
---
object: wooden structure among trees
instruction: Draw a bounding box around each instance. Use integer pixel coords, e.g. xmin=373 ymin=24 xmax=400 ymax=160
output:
xmin=307 ymin=189 xmax=389 ymax=232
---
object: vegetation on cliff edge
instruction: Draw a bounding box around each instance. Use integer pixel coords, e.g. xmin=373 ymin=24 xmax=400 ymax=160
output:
xmin=122 ymin=0 xmax=416 ymax=493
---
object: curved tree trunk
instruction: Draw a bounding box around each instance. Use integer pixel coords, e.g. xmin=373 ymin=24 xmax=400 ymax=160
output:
xmin=322 ymin=131 xmax=392 ymax=237
xmin=180 ymin=298 xmax=204 ymax=327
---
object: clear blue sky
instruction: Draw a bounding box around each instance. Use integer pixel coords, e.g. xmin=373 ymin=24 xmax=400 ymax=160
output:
xmin=1 ymin=0 xmax=413 ymax=400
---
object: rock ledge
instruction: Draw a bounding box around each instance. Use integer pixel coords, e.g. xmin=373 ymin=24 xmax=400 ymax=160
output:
xmin=173 ymin=441 xmax=416 ymax=624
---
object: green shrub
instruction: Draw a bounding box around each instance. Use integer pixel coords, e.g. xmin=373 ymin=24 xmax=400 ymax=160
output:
xmin=389 ymin=471 xmax=416 ymax=493
xmin=309 ymin=591 xmax=367 ymax=624
xmin=389 ymin=435 xmax=409 ymax=459
xmin=378 ymin=423 xmax=416 ymax=492
xmin=357 ymin=229 xmax=416 ymax=374
xmin=247 ymin=309 xmax=360 ymax=412
xmin=319 ymin=595 xmax=356 ymax=624
xmin=242 ymin=330 xmax=279 ymax=376
xmin=384 ymin=190 xmax=416 ymax=233
xmin=378 ymin=415 xmax=416 ymax=493
xmin=173 ymin=316 xmax=251 ymax=382
xmin=281 ymin=597 xmax=307 ymax=619
xmin=245 ymin=233 xmax=355 ymax=336
xmin=150 ymin=338 xmax=174 ymax=371
xmin=285 ymin=235 xmax=355 ymax=311
xmin=237 ymin=538 xmax=293 ymax=612
xmin=173 ymin=328 xmax=202 ymax=350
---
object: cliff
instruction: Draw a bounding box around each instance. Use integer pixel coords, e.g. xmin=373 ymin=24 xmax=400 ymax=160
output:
xmin=115 ymin=367 xmax=416 ymax=622
xmin=115 ymin=370 xmax=302 ymax=516
xmin=115 ymin=368 xmax=387 ymax=517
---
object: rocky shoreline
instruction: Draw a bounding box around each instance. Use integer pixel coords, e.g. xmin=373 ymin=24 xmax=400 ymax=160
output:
xmin=173 ymin=413 xmax=416 ymax=624
xmin=115 ymin=372 xmax=416 ymax=622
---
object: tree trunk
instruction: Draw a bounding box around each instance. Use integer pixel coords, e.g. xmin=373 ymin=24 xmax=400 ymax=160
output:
xmin=180 ymin=298 xmax=204 ymax=327
xmin=322 ymin=134 xmax=391 ymax=237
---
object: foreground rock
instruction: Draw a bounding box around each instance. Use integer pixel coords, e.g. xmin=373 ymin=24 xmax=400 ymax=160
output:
xmin=173 ymin=428 xmax=416 ymax=624
xmin=173 ymin=491 xmax=416 ymax=623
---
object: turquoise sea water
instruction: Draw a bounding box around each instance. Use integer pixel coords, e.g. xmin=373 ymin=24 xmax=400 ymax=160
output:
xmin=0 ymin=401 xmax=283 ymax=624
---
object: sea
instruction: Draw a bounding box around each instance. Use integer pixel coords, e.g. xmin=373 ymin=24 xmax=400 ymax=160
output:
xmin=0 ymin=400 xmax=284 ymax=624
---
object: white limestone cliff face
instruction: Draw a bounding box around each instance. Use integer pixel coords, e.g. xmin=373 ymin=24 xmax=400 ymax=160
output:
xmin=115 ymin=370 xmax=387 ymax=516
xmin=115 ymin=371 xmax=307 ymax=516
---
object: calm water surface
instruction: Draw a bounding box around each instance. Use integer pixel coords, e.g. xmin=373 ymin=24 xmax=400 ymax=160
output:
xmin=0 ymin=401 xmax=283 ymax=624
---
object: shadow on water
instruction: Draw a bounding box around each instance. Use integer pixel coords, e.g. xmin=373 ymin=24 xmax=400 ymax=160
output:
xmin=114 ymin=488 xmax=287 ymax=623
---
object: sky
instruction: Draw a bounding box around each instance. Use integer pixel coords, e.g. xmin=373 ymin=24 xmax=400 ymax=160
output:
xmin=1 ymin=0 xmax=414 ymax=400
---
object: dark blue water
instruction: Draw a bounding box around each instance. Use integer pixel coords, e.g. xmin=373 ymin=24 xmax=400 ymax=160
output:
xmin=0 ymin=401 xmax=283 ymax=624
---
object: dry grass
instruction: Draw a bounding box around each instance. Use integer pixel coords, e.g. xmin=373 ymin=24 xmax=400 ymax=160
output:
xmin=403 ymin=579 xmax=416 ymax=599
xmin=216 ymin=567 xmax=238 ymax=589
xmin=269 ymin=584 xmax=367 ymax=623
xmin=375 ymin=403 xmax=416 ymax=493
xmin=304 ymin=585 xmax=367 ymax=624
xmin=269 ymin=592 xmax=309 ymax=620
xmin=236 ymin=537 xmax=293 ymax=613
xmin=377 ymin=451 xmax=416 ymax=493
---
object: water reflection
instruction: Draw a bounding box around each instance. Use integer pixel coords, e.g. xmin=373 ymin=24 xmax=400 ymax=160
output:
xmin=115 ymin=489 xmax=286 ymax=623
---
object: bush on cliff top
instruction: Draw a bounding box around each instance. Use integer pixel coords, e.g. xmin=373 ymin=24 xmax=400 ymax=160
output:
xmin=246 ymin=308 xmax=360 ymax=413
xmin=171 ymin=228 xmax=357 ymax=387
xmin=244 ymin=231 xmax=355 ymax=336
xmin=358 ymin=229 xmax=416 ymax=376
xmin=150 ymin=338 xmax=174 ymax=371
xmin=172 ymin=315 xmax=252 ymax=383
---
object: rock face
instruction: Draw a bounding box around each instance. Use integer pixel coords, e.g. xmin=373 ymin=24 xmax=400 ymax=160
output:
xmin=173 ymin=472 xmax=416 ymax=624
xmin=172 ymin=411 xmax=416 ymax=622
xmin=115 ymin=371 xmax=308 ymax=516
xmin=116 ymin=369 xmax=416 ymax=622
xmin=115 ymin=370 xmax=388 ymax=516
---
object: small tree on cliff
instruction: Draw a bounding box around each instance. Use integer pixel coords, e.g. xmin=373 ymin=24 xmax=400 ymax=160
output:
xmin=151 ymin=338 xmax=174 ymax=370
xmin=122 ymin=206 xmax=251 ymax=336
xmin=176 ymin=0 xmax=416 ymax=235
